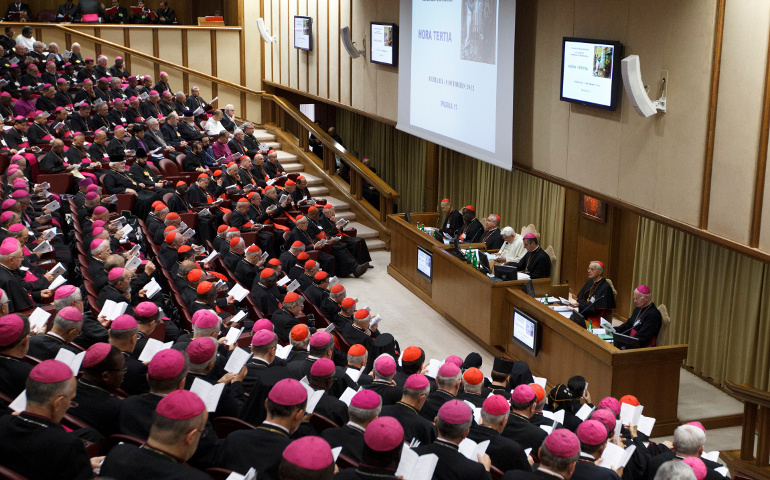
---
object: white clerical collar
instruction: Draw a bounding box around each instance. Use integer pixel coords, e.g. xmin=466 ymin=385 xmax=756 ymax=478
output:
xmin=262 ymin=421 xmax=290 ymax=434
xmin=537 ymin=467 xmax=565 ymax=479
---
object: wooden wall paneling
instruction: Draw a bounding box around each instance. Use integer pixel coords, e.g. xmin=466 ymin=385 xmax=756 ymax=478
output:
xmin=123 ymin=28 xmax=132 ymax=73
xmin=186 ymin=30 xmax=213 ymax=75
xmin=566 ymin=0 xmax=628 ymax=199
xmin=339 ymin=0 xmax=352 ymax=106
xmin=327 ymin=0 xmax=339 ymax=102
xmin=350 ymin=0 xmax=367 ymax=111
xmin=73 ymin=27 xmax=97 ymax=55
xmin=280 ymin=0 xmax=290 ymax=87
xmin=157 ymin=29 xmax=184 ymax=95
xmin=215 ymin=30 xmax=241 ymax=85
xmin=708 ymin=0 xmax=770 ymax=245
xmin=181 ymin=29 xmax=189 ymax=94
xmin=263 ymin=0 xmax=272 ymax=83
xmin=297 ymin=0 xmax=309 ymax=93
xmin=517 ymin=0 xmax=571 ymax=176
xmin=288 ymin=0 xmax=299 ymax=90
xmin=127 ymin=28 xmax=155 ymax=81
xmin=152 ymin=29 xmax=160 ymax=80
xmin=97 ymin=28 xmax=126 ymax=66
xmin=93 ymin=28 xmax=101 ymax=57
xmin=210 ymin=30 xmax=218 ymax=100
xmin=608 ymin=208 xmax=640 ymax=318
xmin=561 ymin=189 xmax=580 ymax=291
xmin=272 ymin=0 xmax=281 ymax=83
xmin=375 ymin=0 xmax=399 ymax=121
xmin=619 ymin=1 xmax=715 ymax=228
xmin=308 ymin=0 xmax=319 ymax=96
xmin=318 ymin=0 xmax=329 ymax=98
xmin=241 ymin=0 xmax=262 ymax=122
xmin=700 ymin=0 xmax=727 ymax=230
xmin=575 ymin=203 xmax=614 ymax=296
xmin=751 ymin=21 xmax=770 ymax=247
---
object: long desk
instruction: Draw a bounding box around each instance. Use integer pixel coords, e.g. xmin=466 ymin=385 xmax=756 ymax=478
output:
xmin=388 ymin=213 xmax=551 ymax=349
xmin=389 ymin=213 xmax=689 ymax=434
xmin=504 ymin=289 xmax=688 ymax=433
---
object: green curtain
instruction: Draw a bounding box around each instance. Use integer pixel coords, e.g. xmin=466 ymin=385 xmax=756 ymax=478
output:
xmin=336 ymin=110 xmax=426 ymax=214
xmin=437 ymin=148 xmax=566 ymax=280
xmin=632 ymin=217 xmax=770 ymax=389
xmin=336 ymin=110 xmax=565 ymax=280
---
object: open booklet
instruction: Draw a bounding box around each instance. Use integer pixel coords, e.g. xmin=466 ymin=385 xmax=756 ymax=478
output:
xmin=600 ymin=443 xmax=636 ymax=470
xmin=395 ymin=444 xmax=439 ymax=480
xmin=190 ymin=378 xmax=225 ymax=412
xmin=138 ymin=338 xmax=174 ymax=362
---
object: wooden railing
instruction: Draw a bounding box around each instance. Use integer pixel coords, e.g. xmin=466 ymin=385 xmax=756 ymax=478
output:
xmin=261 ymin=94 xmax=400 ymax=223
xmin=33 ymin=24 xmax=400 ymax=226
xmin=720 ymin=381 xmax=770 ymax=480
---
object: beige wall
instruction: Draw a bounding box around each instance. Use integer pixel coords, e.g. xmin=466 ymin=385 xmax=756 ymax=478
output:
xmin=262 ymin=0 xmax=399 ymax=119
xmin=262 ymin=0 xmax=770 ymax=257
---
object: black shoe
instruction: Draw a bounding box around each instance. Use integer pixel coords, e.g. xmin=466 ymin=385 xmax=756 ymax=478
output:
xmin=354 ymin=263 xmax=368 ymax=278
xmin=367 ymin=264 xmax=374 ymax=269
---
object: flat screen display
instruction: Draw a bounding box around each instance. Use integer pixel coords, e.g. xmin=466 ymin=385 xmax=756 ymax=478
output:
xmin=512 ymin=308 xmax=539 ymax=356
xmin=294 ymin=16 xmax=312 ymax=51
xmin=560 ymin=37 xmax=623 ymax=110
xmin=417 ymin=246 xmax=432 ymax=280
xmin=371 ymin=22 xmax=399 ymax=66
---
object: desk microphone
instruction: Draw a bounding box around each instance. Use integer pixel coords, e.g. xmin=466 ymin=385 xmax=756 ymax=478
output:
xmin=578 ymin=294 xmax=606 ymax=316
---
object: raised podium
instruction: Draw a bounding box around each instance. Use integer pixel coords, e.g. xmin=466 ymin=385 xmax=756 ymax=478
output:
xmin=388 ymin=213 xmax=688 ymax=434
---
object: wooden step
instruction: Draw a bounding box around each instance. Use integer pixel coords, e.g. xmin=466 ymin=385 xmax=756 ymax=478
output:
xmin=336 ymin=210 xmax=356 ymax=221
xmin=254 ymin=130 xmax=276 ymax=142
xmin=299 ymin=173 xmax=323 ymax=187
xmin=346 ymin=221 xmax=378 ymax=239
xmin=275 ymin=151 xmax=297 ymax=162
xmin=307 ymin=186 xmax=329 ymax=196
xmin=365 ymin=238 xmax=387 ymax=251
xmin=320 ymin=197 xmax=350 ymax=212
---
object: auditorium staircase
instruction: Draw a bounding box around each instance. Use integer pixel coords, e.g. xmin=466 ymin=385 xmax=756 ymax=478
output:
xmin=253 ymin=128 xmax=387 ymax=252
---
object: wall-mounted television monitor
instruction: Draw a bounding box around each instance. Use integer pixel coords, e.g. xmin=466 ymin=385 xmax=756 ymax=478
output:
xmin=560 ymin=37 xmax=623 ymax=110
xmin=512 ymin=308 xmax=540 ymax=356
xmin=294 ymin=16 xmax=313 ymax=51
xmin=370 ymin=22 xmax=398 ymax=66
xmin=417 ymin=246 xmax=432 ymax=281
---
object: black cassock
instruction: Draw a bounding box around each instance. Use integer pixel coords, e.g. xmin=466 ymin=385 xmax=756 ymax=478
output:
xmin=286 ymin=227 xmax=338 ymax=275
xmin=413 ymin=440 xmax=491 ymax=480
xmin=102 ymin=168 xmax=159 ymax=219
xmin=457 ymin=217 xmax=484 ymax=243
xmin=39 ymin=149 xmax=68 ymax=174
xmin=0 ymin=264 xmax=34 ymax=312
xmin=0 ymin=413 xmax=93 ymax=480
xmin=516 ymin=247 xmax=551 ymax=280
xmin=319 ymin=215 xmax=372 ymax=266
xmin=100 ymin=443 xmax=212 ymax=480
xmin=320 ymin=424 xmax=366 ymax=462
xmin=615 ymin=302 xmax=663 ymax=347
xmin=216 ymin=423 xmax=292 ymax=479
xmin=575 ymin=277 xmax=616 ymax=318
xmin=0 ymin=354 xmax=32 ymax=399
xmin=440 ymin=209 xmax=464 ymax=237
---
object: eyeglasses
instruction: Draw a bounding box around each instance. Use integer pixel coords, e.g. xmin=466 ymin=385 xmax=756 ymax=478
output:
xmin=110 ymin=366 xmax=128 ymax=373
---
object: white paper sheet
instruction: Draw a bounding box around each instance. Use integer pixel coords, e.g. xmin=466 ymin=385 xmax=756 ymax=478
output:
xmin=190 ymin=378 xmax=225 ymax=412
xmin=224 ymin=347 xmax=251 ymax=374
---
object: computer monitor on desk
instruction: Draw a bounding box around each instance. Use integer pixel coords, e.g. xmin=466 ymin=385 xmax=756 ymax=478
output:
xmin=404 ymin=211 xmax=413 ymax=224
xmin=494 ymin=264 xmax=517 ymax=281
xmin=476 ymin=251 xmax=492 ymax=274
xmin=613 ymin=333 xmax=640 ymax=350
